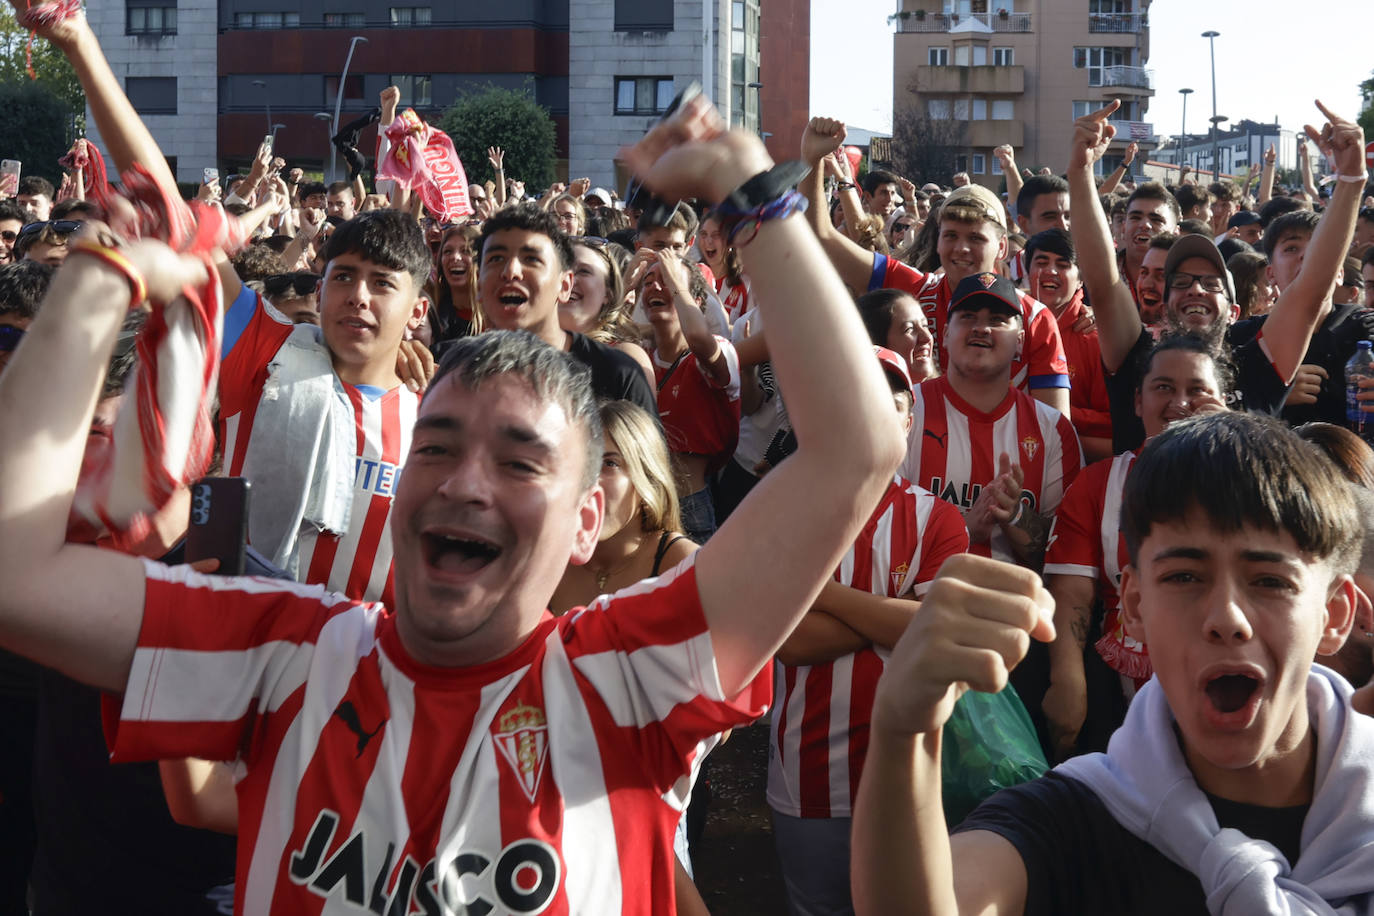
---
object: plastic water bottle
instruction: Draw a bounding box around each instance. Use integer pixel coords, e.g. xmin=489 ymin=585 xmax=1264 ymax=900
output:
xmin=1346 ymin=341 xmax=1374 ymax=441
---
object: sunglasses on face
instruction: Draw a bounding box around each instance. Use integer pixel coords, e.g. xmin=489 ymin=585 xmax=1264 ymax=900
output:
xmin=18 ymin=220 xmax=81 ymax=239
xmin=263 ymin=272 xmax=321 ymax=298
xmin=0 ymin=325 xmax=24 ymax=352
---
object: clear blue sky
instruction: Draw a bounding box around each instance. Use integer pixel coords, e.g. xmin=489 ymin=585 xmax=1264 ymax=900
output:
xmin=809 ymin=0 xmax=1370 ymax=141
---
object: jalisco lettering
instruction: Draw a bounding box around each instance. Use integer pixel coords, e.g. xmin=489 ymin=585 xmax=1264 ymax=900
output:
xmin=290 ymin=810 xmax=562 ymax=915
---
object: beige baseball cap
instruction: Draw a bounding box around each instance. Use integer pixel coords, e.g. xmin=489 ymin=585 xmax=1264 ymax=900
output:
xmin=940 ymin=184 xmax=1007 ymax=230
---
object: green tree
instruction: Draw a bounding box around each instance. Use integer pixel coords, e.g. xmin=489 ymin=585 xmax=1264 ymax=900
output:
xmin=0 ymin=80 xmax=73 ymax=185
xmin=0 ymin=6 xmax=84 ymax=172
xmin=437 ymin=82 xmax=556 ymax=191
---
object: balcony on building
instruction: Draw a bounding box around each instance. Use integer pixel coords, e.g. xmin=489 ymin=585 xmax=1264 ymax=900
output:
xmin=915 ymin=63 xmax=1024 ymax=95
xmin=1099 ymin=65 xmax=1152 ymax=91
xmin=1107 ymin=119 xmax=1156 ymax=148
xmin=1089 ymin=12 xmax=1146 ymax=33
xmin=968 ymin=120 xmax=1023 ymax=148
xmin=892 ymin=3 xmax=1031 ymax=34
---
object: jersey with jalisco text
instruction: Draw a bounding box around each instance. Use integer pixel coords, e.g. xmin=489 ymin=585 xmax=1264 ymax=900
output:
xmin=103 ymin=556 xmax=769 ymax=915
xmin=769 ymin=477 xmax=968 ymax=818
xmin=218 ymin=286 xmax=416 ymax=604
xmin=900 ymin=376 xmax=1082 ymax=564
xmin=869 ymin=253 xmax=1070 ymax=392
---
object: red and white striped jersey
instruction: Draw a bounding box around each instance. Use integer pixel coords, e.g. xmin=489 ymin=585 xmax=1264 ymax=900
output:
xmin=900 ymin=376 xmax=1082 ymax=563
xmin=869 ymin=253 xmax=1070 ymax=393
xmin=218 ymin=296 xmax=417 ymax=605
xmin=719 ymin=276 xmax=752 ymax=327
xmin=105 ymin=555 xmax=769 ymax=915
xmin=767 ymin=478 xmax=968 ymax=818
xmin=1043 ymin=450 xmax=1151 ymax=681
xmin=653 ymin=339 xmax=742 ymax=467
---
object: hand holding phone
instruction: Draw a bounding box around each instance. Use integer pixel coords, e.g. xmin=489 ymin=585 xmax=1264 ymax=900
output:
xmin=185 ymin=478 xmax=251 ymax=576
xmin=0 ymin=160 xmax=20 ymax=198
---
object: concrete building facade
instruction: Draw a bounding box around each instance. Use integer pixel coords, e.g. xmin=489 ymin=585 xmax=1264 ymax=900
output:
xmin=1152 ymin=120 xmax=1301 ymax=182
xmin=85 ymin=0 xmax=218 ymax=185
xmin=85 ymin=0 xmax=806 ymax=195
xmin=891 ymin=0 xmax=1156 ymax=189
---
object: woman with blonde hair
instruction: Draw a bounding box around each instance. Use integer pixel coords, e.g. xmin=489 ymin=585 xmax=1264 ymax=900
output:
xmin=550 ymin=192 xmax=587 ymax=236
xmin=551 ymin=400 xmax=696 ymax=611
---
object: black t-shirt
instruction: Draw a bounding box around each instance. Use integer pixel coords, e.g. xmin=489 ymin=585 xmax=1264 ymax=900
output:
xmin=954 ymin=771 xmax=1308 ymax=916
xmin=1105 ymin=326 xmax=1292 ymax=454
xmin=28 ymin=544 xmax=285 ymax=916
xmin=566 ymin=331 xmax=659 ymax=418
xmin=1230 ymin=303 xmax=1374 ymax=428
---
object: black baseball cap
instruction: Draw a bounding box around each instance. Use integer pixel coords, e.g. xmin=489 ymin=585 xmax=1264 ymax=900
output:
xmin=1227 ymin=210 xmax=1261 ymax=229
xmin=948 ymin=272 xmax=1022 ymax=317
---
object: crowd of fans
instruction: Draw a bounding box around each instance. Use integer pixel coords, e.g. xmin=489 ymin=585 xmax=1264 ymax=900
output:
xmin=2 ymin=2 xmax=1374 ymax=914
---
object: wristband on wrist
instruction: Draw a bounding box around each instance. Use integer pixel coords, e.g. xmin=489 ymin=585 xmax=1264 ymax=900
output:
xmin=68 ymin=241 xmax=149 ymax=308
xmin=836 ymin=180 xmax=857 ymax=190
xmin=716 ymin=160 xmax=810 ymax=214
xmin=722 ymin=190 xmax=809 ymax=247
xmin=1336 ymin=173 xmax=1369 ymax=184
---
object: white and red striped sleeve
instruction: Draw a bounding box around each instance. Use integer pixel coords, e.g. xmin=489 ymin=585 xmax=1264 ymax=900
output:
xmin=103 ymin=560 xmax=368 ymax=763
xmin=1035 ymin=399 xmax=1083 ymax=517
xmin=909 ymin=490 xmax=969 ymax=597
xmin=1043 ymin=456 xmax=1112 ymax=581
xmin=558 ymin=555 xmax=771 ymax=793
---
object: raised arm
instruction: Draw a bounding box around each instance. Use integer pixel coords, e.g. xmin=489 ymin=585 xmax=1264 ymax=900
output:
xmin=1258 ymin=144 xmax=1277 ymax=206
xmin=1098 ymin=141 xmax=1137 ymax=196
xmin=622 ymin=98 xmax=906 ymax=697
xmin=995 ymin=145 xmax=1023 ymax=212
xmin=658 ymin=249 xmax=731 ymax=387
xmin=23 ymin=8 xmax=176 ymax=195
xmin=852 ymin=556 xmax=1051 ymax=915
xmin=1263 ymin=102 xmax=1366 ymax=382
xmin=1298 ymin=141 xmax=1321 ymax=205
xmin=1067 ymin=101 xmax=1142 ymax=371
xmin=800 ymin=117 xmax=878 ymax=295
xmin=0 ymin=230 xmax=209 ymax=692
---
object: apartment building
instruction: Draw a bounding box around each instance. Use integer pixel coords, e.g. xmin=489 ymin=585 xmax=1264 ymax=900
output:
xmin=1154 ymin=119 xmax=1301 ymax=182
xmin=86 ymin=0 xmax=807 ymax=192
xmin=891 ymin=0 xmax=1156 ymax=189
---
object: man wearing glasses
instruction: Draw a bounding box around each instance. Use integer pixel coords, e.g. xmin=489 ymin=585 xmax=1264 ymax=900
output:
xmin=1068 ymin=101 xmax=1363 ymax=453
xmin=261 ymin=271 xmax=322 ymax=325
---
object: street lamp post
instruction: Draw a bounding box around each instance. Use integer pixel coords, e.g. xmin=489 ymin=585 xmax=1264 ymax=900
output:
xmin=271 ymin=122 xmax=285 ymax=144
xmin=746 ymin=80 xmax=763 ymax=137
xmin=1210 ymin=115 xmax=1229 ymax=179
xmin=1202 ymin=30 xmax=1220 ymax=181
xmin=314 ymin=112 xmax=334 ymax=176
xmin=1178 ymin=87 xmax=1193 ymax=174
xmin=252 ymin=79 xmax=272 ymax=136
xmin=329 ymin=36 xmax=369 ymax=183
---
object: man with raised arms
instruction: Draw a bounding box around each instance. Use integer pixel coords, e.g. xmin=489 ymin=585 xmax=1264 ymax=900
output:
xmin=0 ymin=96 xmax=905 ymax=914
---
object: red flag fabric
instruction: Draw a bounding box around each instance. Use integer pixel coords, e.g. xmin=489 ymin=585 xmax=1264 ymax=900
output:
xmin=376 ymin=108 xmax=474 ymax=222
xmin=843 ymin=146 xmax=863 ymax=183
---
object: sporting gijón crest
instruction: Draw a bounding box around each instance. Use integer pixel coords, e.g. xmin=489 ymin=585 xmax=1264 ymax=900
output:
xmin=492 ymin=701 xmax=550 ymax=803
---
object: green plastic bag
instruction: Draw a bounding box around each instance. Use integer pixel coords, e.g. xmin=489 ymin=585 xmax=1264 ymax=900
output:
xmin=940 ymin=683 xmax=1048 ymax=826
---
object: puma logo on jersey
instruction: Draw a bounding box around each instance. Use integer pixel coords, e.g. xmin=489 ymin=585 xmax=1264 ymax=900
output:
xmin=290 ymin=809 xmax=561 ymax=915
xmin=333 ymin=701 xmax=383 ymax=758
xmin=923 ymin=429 xmax=948 ymax=448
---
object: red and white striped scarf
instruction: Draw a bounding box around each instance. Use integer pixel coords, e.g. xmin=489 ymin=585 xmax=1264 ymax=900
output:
xmin=67 ymin=158 xmax=247 ymax=547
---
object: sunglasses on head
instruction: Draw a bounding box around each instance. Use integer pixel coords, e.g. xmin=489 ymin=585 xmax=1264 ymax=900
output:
xmin=18 ymin=220 xmax=81 ymax=238
xmin=570 ymin=236 xmax=610 ymax=248
xmin=263 ymin=272 xmax=321 ymax=298
xmin=0 ymin=325 xmax=24 ymax=352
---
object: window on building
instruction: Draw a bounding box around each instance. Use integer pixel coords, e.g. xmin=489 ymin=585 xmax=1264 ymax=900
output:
xmin=927 ymin=99 xmax=951 ymax=119
xmin=972 ymin=153 xmax=986 ymax=174
xmin=955 ymin=154 xmax=969 ymax=173
xmin=971 ymin=45 xmax=987 ymax=65
xmin=324 ymin=75 xmax=365 ymax=108
xmin=126 ymin=76 xmax=177 ymax=115
xmin=390 ymin=75 xmax=433 ymax=108
xmin=954 ymin=45 xmax=969 ymax=66
xmin=928 ymin=47 xmax=949 ymax=66
xmin=991 ymin=100 xmax=1014 ymax=120
xmin=1072 ymin=100 xmax=1101 ymax=119
xmin=729 ymin=0 xmax=759 ymax=130
xmin=389 ymin=6 xmax=430 ymax=25
xmin=993 ymin=47 xmax=1013 ymax=66
xmin=1089 ymin=0 xmax=1130 ymax=12
xmin=323 ymin=11 xmax=364 ymax=27
xmin=615 ymin=77 xmax=674 ymax=116
xmin=127 ymin=2 xmax=177 ymax=34
xmin=614 ymin=0 xmax=672 ymax=30
xmin=990 ymin=152 xmax=1003 ymax=174
xmin=953 ymin=99 xmax=970 ymax=120
xmin=1074 ymin=46 xmax=1127 ymax=86
xmin=971 ymin=99 xmax=987 ymax=120
xmin=234 ymin=11 xmax=300 ymax=28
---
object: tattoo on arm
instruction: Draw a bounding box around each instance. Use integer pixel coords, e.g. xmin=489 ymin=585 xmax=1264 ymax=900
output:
xmin=1069 ymin=608 xmax=1091 ymax=650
